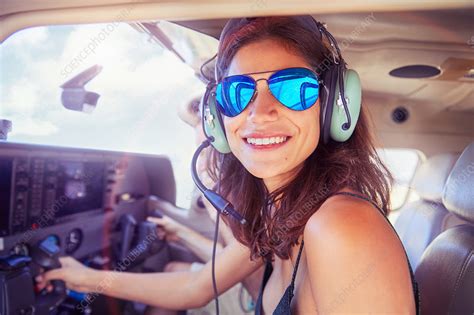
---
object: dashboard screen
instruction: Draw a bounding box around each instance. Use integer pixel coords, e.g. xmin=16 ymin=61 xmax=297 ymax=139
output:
xmin=54 ymin=160 xmax=105 ymax=217
xmin=1 ymin=156 xmax=107 ymax=235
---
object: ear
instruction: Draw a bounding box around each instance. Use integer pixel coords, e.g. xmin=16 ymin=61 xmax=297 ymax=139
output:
xmin=329 ymin=69 xmax=362 ymax=142
xmin=202 ymin=88 xmax=232 ymax=154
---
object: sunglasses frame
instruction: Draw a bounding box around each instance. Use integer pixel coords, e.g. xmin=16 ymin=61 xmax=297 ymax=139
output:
xmin=215 ymin=67 xmax=321 ymax=117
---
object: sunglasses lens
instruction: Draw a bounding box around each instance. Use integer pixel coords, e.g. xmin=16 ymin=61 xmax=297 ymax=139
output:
xmin=216 ymin=76 xmax=256 ymax=117
xmin=269 ymin=68 xmax=319 ymax=110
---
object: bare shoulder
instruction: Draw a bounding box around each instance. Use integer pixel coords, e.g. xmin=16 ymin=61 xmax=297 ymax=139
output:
xmin=304 ymin=192 xmax=393 ymax=246
xmin=302 ymin=192 xmax=415 ymax=313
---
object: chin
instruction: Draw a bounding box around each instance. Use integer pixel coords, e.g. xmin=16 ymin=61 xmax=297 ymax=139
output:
xmin=244 ymin=161 xmax=294 ymax=182
xmin=246 ymin=167 xmax=278 ymax=180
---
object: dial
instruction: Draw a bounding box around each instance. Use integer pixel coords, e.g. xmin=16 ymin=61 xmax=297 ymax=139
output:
xmin=65 ymin=228 xmax=83 ymax=254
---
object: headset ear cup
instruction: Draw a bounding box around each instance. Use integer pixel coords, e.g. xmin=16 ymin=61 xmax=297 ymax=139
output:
xmin=202 ymin=88 xmax=231 ymax=154
xmin=329 ymin=68 xmax=362 ymax=142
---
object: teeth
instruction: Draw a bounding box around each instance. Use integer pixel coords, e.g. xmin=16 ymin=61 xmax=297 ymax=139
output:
xmin=246 ymin=136 xmax=288 ymax=145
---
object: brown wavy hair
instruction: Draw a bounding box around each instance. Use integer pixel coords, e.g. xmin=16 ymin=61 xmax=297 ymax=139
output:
xmin=207 ymin=16 xmax=393 ymax=261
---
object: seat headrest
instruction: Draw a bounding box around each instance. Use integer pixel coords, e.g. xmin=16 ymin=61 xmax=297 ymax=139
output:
xmin=443 ymin=142 xmax=474 ymax=223
xmin=412 ymin=153 xmax=458 ymax=202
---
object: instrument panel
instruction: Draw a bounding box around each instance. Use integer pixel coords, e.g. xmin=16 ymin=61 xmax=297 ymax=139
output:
xmin=0 ymin=141 xmax=176 ymax=255
xmin=0 ymin=142 xmax=177 ymax=314
xmin=0 ymin=157 xmax=107 ymax=235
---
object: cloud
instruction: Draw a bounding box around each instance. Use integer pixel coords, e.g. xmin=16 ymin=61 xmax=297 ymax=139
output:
xmin=1 ymin=80 xmax=41 ymax=115
xmin=5 ymin=27 xmax=49 ymax=47
xmin=10 ymin=117 xmax=59 ymax=137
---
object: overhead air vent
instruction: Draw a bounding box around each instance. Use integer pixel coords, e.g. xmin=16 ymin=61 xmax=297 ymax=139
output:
xmin=392 ymin=107 xmax=409 ymax=124
xmin=389 ymin=65 xmax=441 ymax=79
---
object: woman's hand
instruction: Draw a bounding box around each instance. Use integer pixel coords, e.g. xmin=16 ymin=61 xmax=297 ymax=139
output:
xmin=147 ymin=216 xmax=189 ymax=243
xmin=36 ymin=256 xmax=95 ymax=293
xmin=149 ymin=196 xmax=175 ymax=214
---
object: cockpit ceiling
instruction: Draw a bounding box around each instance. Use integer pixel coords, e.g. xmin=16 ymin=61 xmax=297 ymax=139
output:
xmin=1 ymin=0 xmax=472 ymax=40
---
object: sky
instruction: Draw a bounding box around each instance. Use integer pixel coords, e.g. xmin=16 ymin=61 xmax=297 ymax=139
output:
xmin=0 ymin=22 xmax=210 ymax=208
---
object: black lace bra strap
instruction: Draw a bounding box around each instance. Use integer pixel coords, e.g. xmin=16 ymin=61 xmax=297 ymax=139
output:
xmin=288 ymin=239 xmax=305 ymax=298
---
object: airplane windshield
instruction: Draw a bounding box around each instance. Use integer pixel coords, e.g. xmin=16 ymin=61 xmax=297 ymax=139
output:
xmin=0 ymin=21 xmax=215 ymax=207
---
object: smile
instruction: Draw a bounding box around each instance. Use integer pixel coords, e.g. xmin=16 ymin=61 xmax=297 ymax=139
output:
xmin=243 ymin=136 xmax=291 ymax=150
xmin=246 ymin=136 xmax=288 ymax=145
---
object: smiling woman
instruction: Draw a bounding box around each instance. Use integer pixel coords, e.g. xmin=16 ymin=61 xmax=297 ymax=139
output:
xmin=203 ymin=16 xmax=419 ymax=314
xmin=209 ymin=16 xmax=390 ymax=257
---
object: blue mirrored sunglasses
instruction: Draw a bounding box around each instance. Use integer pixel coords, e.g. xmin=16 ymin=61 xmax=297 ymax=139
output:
xmin=215 ymin=67 xmax=320 ymax=117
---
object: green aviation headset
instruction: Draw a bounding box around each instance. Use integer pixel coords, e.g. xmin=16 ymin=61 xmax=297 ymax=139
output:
xmin=200 ymin=17 xmax=362 ymax=154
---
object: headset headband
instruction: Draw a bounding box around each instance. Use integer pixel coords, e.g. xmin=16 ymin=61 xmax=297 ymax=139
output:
xmin=214 ymin=16 xmax=344 ymax=82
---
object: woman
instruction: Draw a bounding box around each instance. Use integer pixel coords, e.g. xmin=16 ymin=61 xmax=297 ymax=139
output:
xmin=39 ymin=16 xmax=418 ymax=314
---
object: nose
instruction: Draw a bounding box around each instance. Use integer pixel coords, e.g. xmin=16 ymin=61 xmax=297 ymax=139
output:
xmin=246 ymin=80 xmax=278 ymax=123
